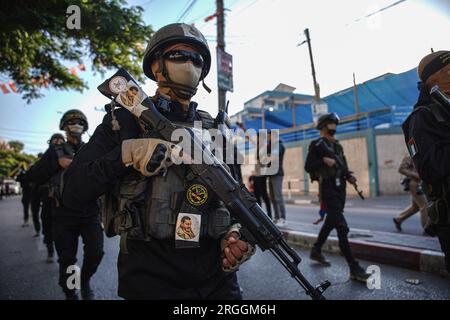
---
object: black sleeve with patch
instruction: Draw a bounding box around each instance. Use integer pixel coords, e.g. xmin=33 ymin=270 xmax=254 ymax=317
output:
xmin=304 ymin=139 xmax=324 ymax=174
xmin=402 ymin=107 xmax=450 ymax=185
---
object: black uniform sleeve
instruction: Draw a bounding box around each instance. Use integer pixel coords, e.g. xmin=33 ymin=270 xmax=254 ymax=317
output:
xmin=406 ymin=109 xmax=450 ymax=184
xmin=62 ymin=108 xmax=138 ymax=210
xmin=304 ymin=140 xmax=323 ymax=174
xmin=26 ymin=147 xmax=59 ymax=184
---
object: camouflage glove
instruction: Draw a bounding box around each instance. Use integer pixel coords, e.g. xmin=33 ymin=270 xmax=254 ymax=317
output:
xmin=221 ymin=223 xmax=256 ymax=272
xmin=121 ymin=138 xmax=178 ymax=177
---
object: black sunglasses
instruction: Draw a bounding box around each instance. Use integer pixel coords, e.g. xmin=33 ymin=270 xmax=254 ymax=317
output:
xmin=66 ymin=119 xmax=85 ymax=126
xmin=163 ymin=50 xmax=204 ymax=68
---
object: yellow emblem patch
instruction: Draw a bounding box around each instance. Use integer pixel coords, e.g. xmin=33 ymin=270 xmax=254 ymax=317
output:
xmin=187 ymin=184 xmax=208 ymax=206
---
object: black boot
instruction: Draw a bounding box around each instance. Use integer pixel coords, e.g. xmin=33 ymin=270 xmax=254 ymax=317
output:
xmin=80 ymin=281 xmax=95 ymax=300
xmin=393 ymin=218 xmax=402 ymax=232
xmin=349 ymin=262 xmax=371 ymax=283
xmin=46 ymin=246 xmax=54 ymax=263
xmin=310 ymin=247 xmax=331 ymax=266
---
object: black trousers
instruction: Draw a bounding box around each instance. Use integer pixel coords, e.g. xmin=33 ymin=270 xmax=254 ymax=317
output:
xmin=253 ymin=176 xmax=272 ymax=218
xmin=53 ymin=215 xmax=104 ymax=293
xmin=314 ymin=181 xmax=356 ymax=266
xmin=30 ymin=196 xmax=41 ymax=233
xmin=21 ymin=197 xmax=30 ymax=221
xmin=436 ymin=225 xmax=450 ymax=273
xmin=41 ymin=198 xmax=53 ymax=250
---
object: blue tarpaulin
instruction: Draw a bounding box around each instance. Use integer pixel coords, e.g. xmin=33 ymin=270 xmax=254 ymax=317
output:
xmin=242 ymin=68 xmax=419 ymax=131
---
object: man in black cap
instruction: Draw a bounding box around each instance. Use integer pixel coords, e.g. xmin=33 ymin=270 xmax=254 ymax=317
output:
xmin=402 ymin=50 xmax=450 ymax=273
xmin=305 ymin=113 xmax=370 ymax=282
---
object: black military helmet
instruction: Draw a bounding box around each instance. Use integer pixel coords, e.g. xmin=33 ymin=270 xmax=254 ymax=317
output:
xmin=48 ymin=133 xmax=65 ymax=144
xmin=316 ymin=113 xmax=340 ymax=130
xmin=142 ymin=23 xmax=211 ymax=81
xmin=59 ymin=109 xmax=88 ymax=131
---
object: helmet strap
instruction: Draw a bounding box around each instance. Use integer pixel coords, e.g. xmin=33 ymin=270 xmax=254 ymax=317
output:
xmin=202 ymin=80 xmax=211 ymax=93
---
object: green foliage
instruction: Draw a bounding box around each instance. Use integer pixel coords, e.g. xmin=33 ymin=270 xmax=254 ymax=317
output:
xmin=0 ymin=150 xmax=36 ymax=178
xmin=8 ymin=140 xmax=25 ymax=153
xmin=0 ymin=0 xmax=153 ymax=102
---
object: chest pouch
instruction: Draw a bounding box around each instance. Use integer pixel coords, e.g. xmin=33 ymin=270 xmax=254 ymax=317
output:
xmin=101 ymin=171 xmax=147 ymax=241
xmin=144 ymin=166 xmax=231 ymax=246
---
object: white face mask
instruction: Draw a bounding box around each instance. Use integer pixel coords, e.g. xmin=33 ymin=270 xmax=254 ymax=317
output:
xmin=67 ymin=124 xmax=84 ymax=134
xmin=166 ymin=61 xmax=202 ymax=88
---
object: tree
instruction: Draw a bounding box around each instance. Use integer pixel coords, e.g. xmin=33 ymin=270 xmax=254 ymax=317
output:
xmin=8 ymin=140 xmax=24 ymax=153
xmin=0 ymin=0 xmax=153 ymax=102
xmin=0 ymin=150 xmax=36 ymax=178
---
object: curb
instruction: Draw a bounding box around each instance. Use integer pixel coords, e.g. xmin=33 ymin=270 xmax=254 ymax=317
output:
xmin=285 ymin=199 xmax=316 ymax=205
xmin=281 ymin=229 xmax=449 ymax=278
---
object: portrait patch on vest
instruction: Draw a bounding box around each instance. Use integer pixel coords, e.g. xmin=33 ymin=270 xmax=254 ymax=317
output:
xmin=407 ymin=138 xmax=418 ymax=157
xmin=175 ymin=213 xmax=201 ymax=248
xmin=186 ymin=183 xmax=209 ymax=206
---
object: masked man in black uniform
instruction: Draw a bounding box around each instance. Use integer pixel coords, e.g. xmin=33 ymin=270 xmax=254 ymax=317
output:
xmin=26 ymin=110 xmax=104 ymax=299
xmin=402 ymin=50 xmax=450 ymax=273
xmin=305 ymin=113 xmax=370 ymax=282
xmin=62 ymin=23 xmax=255 ymax=300
xmin=41 ymin=133 xmax=65 ymax=262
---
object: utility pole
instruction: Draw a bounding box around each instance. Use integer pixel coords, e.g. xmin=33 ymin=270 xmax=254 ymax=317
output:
xmin=217 ymin=0 xmax=226 ymax=112
xmin=303 ymin=28 xmax=320 ymax=102
xmin=353 ymin=72 xmax=359 ymax=114
xmin=353 ymin=72 xmax=360 ymax=130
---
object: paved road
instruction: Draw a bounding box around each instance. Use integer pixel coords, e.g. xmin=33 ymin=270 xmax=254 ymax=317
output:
xmin=1 ymin=196 xmax=449 ymax=300
xmin=281 ymin=197 xmax=425 ymax=236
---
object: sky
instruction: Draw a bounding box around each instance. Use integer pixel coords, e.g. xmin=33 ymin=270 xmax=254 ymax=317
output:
xmin=0 ymin=0 xmax=449 ymax=154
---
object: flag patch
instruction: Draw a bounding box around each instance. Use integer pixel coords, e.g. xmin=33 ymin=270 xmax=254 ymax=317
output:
xmin=407 ymin=138 xmax=418 ymax=157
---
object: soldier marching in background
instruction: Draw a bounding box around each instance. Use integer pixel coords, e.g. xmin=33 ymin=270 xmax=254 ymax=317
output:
xmin=26 ymin=110 xmax=104 ymax=299
xmin=305 ymin=113 xmax=370 ymax=282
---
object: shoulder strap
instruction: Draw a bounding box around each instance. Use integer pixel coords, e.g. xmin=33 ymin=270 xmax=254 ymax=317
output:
xmin=414 ymin=104 xmax=445 ymax=122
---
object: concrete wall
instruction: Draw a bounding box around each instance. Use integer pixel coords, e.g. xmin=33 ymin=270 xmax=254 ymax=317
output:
xmin=282 ymin=146 xmax=305 ymax=196
xmin=340 ymin=136 xmax=370 ymax=197
xmin=375 ymin=133 xmax=409 ymax=195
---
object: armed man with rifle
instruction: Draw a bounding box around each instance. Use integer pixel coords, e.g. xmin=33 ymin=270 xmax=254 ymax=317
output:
xmin=62 ymin=23 xmax=328 ymax=300
xmin=305 ymin=113 xmax=370 ymax=282
xmin=26 ymin=110 xmax=104 ymax=300
xmin=62 ymin=23 xmax=255 ymax=300
xmin=402 ymin=50 xmax=450 ymax=273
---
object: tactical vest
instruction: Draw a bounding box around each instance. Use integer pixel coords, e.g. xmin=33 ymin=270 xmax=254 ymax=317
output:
xmin=407 ymin=103 xmax=450 ymax=225
xmin=101 ymin=110 xmax=231 ymax=251
xmin=51 ymin=142 xmax=82 ymax=207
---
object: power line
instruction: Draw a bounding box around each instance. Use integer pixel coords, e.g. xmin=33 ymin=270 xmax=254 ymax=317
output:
xmin=352 ymin=0 xmax=408 ymax=23
xmin=231 ymin=0 xmax=262 ymax=17
xmin=182 ymin=0 xmax=199 ymax=22
xmin=0 ymin=127 xmax=55 ymax=135
xmin=176 ymin=0 xmax=197 ymax=22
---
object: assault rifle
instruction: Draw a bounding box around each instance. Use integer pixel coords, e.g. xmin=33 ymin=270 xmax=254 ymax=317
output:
xmin=316 ymin=138 xmax=365 ymax=200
